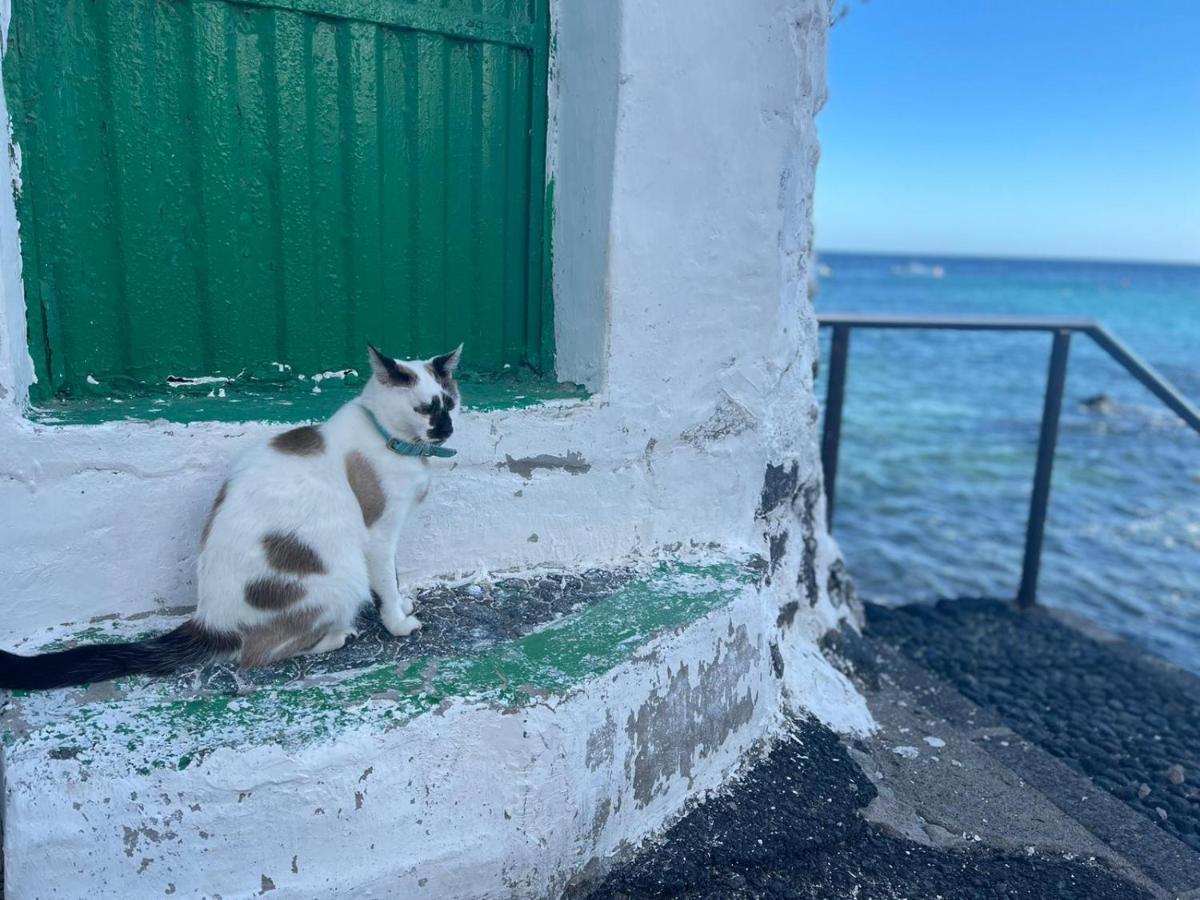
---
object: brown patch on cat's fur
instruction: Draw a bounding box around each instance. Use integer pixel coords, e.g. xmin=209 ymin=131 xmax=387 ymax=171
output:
xmin=244 ymin=576 xmax=307 ymax=611
xmin=345 ymin=451 xmax=386 ymax=526
xmin=271 ymin=425 xmax=325 ymax=456
xmin=240 ymin=607 xmax=322 ymax=667
xmin=200 ymin=481 xmax=229 ymax=549
xmin=262 ymin=532 xmax=327 ymax=576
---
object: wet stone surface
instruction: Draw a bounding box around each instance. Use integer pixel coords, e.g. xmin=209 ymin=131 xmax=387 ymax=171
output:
xmin=583 ymin=716 xmax=1148 ymax=900
xmin=153 ymin=569 xmax=635 ymax=698
xmin=867 ymin=599 xmax=1200 ymax=854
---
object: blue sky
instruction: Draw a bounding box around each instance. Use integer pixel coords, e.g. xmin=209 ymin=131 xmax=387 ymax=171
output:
xmin=815 ymin=0 xmax=1200 ymax=264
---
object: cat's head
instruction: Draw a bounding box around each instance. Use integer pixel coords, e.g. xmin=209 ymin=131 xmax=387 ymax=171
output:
xmin=365 ymin=344 xmax=462 ymax=445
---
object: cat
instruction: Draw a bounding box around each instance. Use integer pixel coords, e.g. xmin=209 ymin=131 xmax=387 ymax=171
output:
xmin=0 ymin=344 xmax=462 ymax=691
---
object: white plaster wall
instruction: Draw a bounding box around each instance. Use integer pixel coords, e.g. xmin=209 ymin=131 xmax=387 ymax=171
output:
xmin=547 ymin=0 xmax=619 ymax=389
xmin=0 ymin=1 xmax=32 ymax=411
xmin=0 ymin=0 xmax=846 ymax=662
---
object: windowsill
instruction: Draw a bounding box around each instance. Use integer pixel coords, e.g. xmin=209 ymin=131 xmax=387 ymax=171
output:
xmin=24 ymin=375 xmax=590 ymax=426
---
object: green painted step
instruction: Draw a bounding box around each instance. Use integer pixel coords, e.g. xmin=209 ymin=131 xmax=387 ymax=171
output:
xmin=25 ymin=374 xmax=588 ymax=426
xmin=1 ymin=561 xmax=757 ymax=777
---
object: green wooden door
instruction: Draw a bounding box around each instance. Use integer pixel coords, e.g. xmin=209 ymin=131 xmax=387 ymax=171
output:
xmin=5 ymin=0 xmax=551 ymax=408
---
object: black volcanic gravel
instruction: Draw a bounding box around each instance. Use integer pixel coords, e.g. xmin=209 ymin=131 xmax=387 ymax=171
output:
xmin=583 ymin=717 xmax=1148 ymax=900
xmin=867 ymin=598 xmax=1200 ymax=853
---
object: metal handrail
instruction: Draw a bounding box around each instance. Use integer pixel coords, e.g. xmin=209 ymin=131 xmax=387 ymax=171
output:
xmin=817 ymin=313 xmax=1200 ymax=609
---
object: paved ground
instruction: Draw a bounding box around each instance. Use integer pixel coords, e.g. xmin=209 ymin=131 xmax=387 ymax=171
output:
xmin=583 ymin=599 xmax=1200 ymax=899
xmin=868 ymin=598 xmax=1200 ymax=854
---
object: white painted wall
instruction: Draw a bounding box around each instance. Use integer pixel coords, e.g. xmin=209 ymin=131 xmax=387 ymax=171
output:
xmin=0 ymin=0 xmax=848 ymax=662
xmin=0 ymin=2 xmax=33 ymax=412
xmin=547 ymin=0 xmax=619 ymax=389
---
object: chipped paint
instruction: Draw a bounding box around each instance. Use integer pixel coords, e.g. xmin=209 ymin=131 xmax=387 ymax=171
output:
xmin=797 ymin=482 xmax=821 ymax=607
xmin=770 ymin=642 xmax=785 ymax=678
xmin=680 ymin=396 xmax=758 ymax=447
xmin=758 ymin=462 xmax=801 ymax=519
xmin=624 ymin=625 xmax=759 ymax=807
xmin=768 ymin=529 xmax=789 ymax=576
xmin=499 ymin=451 xmax=592 ymax=479
xmin=586 ymin=711 xmax=618 ymax=771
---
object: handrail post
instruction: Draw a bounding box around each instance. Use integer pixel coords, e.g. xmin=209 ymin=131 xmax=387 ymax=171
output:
xmin=821 ymin=324 xmax=851 ymax=530
xmin=1017 ymin=329 xmax=1071 ymax=609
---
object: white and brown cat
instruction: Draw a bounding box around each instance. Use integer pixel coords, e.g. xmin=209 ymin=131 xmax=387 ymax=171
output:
xmin=0 ymin=344 xmax=462 ymax=690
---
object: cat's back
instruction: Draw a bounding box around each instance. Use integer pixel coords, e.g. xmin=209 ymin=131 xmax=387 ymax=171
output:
xmin=197 ymin=421 xmax=369 ymax=622
xmin=225 ymin=423 xmax=359 ymax=515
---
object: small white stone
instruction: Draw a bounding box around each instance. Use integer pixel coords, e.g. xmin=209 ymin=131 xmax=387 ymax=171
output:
xmin=923 ymin=736 xmax=946 ymax=749
xmin=892 ymin=746 xmax=920 ymax=760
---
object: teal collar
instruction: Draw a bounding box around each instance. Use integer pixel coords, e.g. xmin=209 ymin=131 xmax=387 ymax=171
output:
xmin=360 ymin=405 xmax=457 ymax=458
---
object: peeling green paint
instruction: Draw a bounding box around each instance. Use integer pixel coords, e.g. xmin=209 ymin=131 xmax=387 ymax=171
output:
xmin=2 ymin=563 xmax=754 ymax=773
xmin=25 ymin=374 xmax=589 ymax=425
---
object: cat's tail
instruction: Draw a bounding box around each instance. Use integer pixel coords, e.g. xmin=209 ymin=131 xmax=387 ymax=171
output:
xmin=0 ymin=621 xmax=240 ymax=691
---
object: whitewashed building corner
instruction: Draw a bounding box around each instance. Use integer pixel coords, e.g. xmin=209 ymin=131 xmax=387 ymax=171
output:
xmin=0 ymin=0 xmax=872 ymax=897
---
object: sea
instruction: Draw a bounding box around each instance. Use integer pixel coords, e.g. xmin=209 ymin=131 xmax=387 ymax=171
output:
xmin=814 ymin=252 xmax=1200 ymax=674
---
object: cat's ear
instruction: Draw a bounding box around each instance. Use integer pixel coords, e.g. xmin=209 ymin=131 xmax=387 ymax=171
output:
xmin=430 ymin=344 xmax=463 ymax=381
xmin=367 ymin=344 xmax=416 ymax=387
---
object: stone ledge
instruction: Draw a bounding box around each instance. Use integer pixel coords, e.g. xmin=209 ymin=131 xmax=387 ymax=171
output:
xmin=0 ymin=557 xmax=863 ymax=899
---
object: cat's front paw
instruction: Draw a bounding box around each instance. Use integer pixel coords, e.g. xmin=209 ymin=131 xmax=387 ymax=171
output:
xmin=382 ymin=608 xmax=423 ymax=638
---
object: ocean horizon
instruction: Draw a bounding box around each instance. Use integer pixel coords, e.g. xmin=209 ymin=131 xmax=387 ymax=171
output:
xmin=814 ymin=250 xmax=1200 ymax=674
xmin=819 ymin=249 xmax=1200 ymax=270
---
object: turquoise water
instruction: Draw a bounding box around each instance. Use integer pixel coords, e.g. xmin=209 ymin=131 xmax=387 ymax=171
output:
xmin=816 ymin=253 xmax=1200 ymax=673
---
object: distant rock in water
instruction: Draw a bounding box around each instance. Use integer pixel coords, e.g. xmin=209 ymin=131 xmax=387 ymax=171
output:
xmin=891 ymin=261 xmax=945 ymax=279
xmin=1082 ymin=392 xmax=1116 ymax=414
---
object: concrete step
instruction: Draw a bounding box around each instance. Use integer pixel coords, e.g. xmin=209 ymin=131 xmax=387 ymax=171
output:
xmin=1 ymin=558 xmax=798 ymax=899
